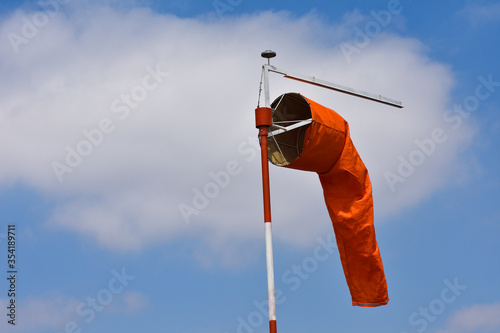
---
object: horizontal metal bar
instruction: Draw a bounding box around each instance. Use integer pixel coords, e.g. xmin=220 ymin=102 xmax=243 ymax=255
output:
xmin=269 ymin=119 xmax=313 ymax=137
xmin=266 ymin=65 xmax=403 ymax=109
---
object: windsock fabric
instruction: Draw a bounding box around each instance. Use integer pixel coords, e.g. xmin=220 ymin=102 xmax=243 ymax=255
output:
xmin=269 ymin=93 xmax=388 ymax=307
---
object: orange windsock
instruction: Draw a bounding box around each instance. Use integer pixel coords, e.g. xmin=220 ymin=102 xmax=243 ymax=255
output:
xmin=268 ymin=93 xmax=388 ymax=307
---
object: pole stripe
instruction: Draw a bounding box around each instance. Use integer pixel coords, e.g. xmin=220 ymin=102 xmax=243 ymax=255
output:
xmin=265 ymin=222 xmax=276 ymax=321
xmin=269 ymin=319 xmax=277 ymax=333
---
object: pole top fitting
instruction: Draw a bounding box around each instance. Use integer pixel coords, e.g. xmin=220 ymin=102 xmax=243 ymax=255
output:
xmin=255 ymin=107 xmax=273 ymax=128
xmin=261 ymin=50 xmax=276 ymax=65
xmin=261 ymin=50 xmax=276 ymax=59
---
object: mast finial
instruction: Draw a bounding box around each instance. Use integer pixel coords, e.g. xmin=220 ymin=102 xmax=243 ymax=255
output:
xmin=261 ymin=50 xmax=276 ymax=65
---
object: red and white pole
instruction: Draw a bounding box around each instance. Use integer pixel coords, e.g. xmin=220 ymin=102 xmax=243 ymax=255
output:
xmin=256 ymin=50 xmax=278 ymax=333
xmin=255 ymin=105 xmax=277 ymax=333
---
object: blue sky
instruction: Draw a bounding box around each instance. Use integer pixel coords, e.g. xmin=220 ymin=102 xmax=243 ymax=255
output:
xmin=0 ymin=0 xmax=499 ymax=332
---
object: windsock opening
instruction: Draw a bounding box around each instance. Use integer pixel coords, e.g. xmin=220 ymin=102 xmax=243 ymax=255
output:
xmin=268 ymin=93 xmax=312 ymax=166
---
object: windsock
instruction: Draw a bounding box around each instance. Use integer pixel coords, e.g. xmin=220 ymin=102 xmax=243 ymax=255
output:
xmin=268 ymin=93 xmax=388 ymax=307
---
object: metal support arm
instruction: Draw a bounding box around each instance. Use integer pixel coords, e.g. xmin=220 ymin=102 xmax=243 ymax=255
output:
xmin=265 ymin=64 xmax=403 ymax=109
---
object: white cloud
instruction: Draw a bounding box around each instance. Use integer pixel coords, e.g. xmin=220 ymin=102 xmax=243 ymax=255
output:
xmin=0 ymin=5 xmax=477 ymax=257
xmin=458 ymin=3 xmax=500 ymax=26
xmin=121 ymin=291 xmax=150 ymax=313
xmin=435 ymin=303 xmax=500 ymax=333
xmin=0 ymin=290 xmax=149 ymax=333
xmin=0 ymin=295 xmax=80 ymax=332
